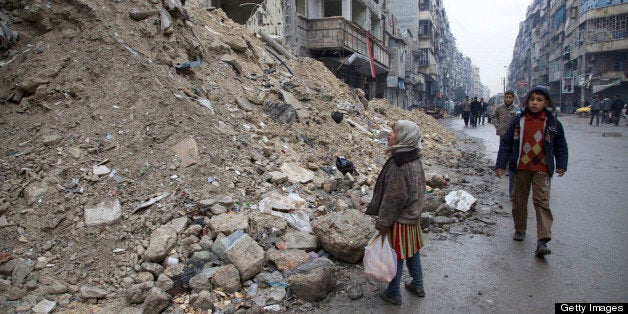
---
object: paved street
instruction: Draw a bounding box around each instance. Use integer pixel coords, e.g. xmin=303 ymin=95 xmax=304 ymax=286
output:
xmin=317 ymin=114 xmax=628 ymax=313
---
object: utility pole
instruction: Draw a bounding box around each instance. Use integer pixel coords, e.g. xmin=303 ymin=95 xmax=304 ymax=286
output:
xmin=503 ymin=65 xmax=507 ymax=93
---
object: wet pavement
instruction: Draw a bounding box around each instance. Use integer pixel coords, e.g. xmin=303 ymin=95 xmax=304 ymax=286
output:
xmin=315 ymin=114 xmax=628 ymax=313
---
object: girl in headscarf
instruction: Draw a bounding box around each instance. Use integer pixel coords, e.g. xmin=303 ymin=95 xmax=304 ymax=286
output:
xmin=365 ymin=120 xmax=426 ymax=305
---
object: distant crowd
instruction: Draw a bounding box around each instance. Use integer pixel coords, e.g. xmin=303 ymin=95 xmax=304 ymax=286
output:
xmin=452 ymin=96 xmax=492 ymax=127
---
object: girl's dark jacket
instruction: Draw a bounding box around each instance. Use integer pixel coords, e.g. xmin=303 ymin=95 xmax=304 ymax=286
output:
xmin=495 ymin=108 xmax=568 ymax=177
xmin=365 ymin=149 xmax=425 ymax=231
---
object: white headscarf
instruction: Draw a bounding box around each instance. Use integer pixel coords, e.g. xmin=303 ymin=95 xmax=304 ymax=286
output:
xmin=386 ymin=120 xmax=422 ymax=154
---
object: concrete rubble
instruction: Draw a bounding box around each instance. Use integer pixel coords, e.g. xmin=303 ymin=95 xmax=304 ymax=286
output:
xmin=0 ymin=0 xmax=504 ymax=313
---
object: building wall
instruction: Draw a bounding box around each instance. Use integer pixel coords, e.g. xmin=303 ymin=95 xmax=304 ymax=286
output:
xmin=509 ymin=0 xmax=627 ymax=105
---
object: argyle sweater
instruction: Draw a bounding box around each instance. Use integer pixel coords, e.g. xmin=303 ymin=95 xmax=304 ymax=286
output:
xmin=517 ymin=110 xmax=549 ymax=172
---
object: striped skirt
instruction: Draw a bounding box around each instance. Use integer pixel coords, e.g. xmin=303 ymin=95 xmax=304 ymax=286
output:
xmin=388 ymin=222 xmax=423 ymax=260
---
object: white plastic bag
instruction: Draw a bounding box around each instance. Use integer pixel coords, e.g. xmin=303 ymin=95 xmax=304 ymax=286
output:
xmin=363 ymin=233 xmax=397 ymax=284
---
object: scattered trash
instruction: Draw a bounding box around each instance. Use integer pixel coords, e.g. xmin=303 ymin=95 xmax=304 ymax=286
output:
xmin=445 ymin=190 xmax=476 ymax=212
xmin=197 ymin=98 xmax=215 ymax=114
xmin=247 ymin=283 xmax=258 ymax=297
xmin=258 ymin=192 xmax=312 ymax=232
xmin=133 ymin=192 xmax=170 ymax=213
xmin=331 ymin=111 xmax=343 ymax=123
xmin=258 ymin=192 xmax=306 ymax=213
xmin=336 ymin=157 xmax=355 ymax=175
xmin=174 ymin=57 xmax=202 ymax=73
xmin=268 ymin=281 xmax=288 ymax=288
xmin=93 ymin=165 xmax=111 ymax=176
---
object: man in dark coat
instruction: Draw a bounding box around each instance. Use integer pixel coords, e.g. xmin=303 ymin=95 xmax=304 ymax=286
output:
xmin=611 ymin=95 xmax=625 ymax=126
xmin=470 ymin=97 xmax=481 ymax=127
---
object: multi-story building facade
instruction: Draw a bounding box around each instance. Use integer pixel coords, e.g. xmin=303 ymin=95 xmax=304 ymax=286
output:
xmin=509 ymin=0 xmax=627 ymax=111
xmin=388 ymin=0 xmax=486 ymax=105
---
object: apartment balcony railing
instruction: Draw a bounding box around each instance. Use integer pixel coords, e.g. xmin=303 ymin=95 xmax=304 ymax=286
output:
xmin=297 ymin=16 xmax=390 ymax=69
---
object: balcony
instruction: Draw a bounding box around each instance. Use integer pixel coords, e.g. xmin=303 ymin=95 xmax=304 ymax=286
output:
xmin=298 ymin=16 xmax=390 ymax=69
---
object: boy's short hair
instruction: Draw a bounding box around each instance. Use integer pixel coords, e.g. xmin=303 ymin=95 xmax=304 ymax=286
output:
xmin=505 ymin=90 xmax=515 ymax=97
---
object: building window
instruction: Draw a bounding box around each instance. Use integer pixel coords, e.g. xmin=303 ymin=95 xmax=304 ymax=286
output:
xmin=416 ymin=48 xmax=428 ymax=67
xmin=586 ymin=13 xmax=628 ymax=42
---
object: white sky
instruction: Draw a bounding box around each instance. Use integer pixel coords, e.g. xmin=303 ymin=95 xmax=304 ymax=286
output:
xmin=443 ymin=0 xmax=531 ymax=95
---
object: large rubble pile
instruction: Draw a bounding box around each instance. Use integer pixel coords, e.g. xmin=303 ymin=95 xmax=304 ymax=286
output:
xmin=0 ymin=1 xmax=499 ymax=313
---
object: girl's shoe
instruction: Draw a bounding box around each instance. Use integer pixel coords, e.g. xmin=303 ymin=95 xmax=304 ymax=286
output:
xmin=404 ymin=282 xmax=425 ymax=297
xmin=380 ymin=292 xmax=402 ymax=305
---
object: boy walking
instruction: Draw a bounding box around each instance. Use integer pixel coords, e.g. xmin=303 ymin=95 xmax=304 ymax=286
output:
xmin=492 ymin=90 xmax=520 ymax=199
xmin=494 ymin=86 xmax=568 ymax=256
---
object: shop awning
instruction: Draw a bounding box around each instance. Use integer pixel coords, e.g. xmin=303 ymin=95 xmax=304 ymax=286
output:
xmin=592 ymin=78 xmax=621 ymax=94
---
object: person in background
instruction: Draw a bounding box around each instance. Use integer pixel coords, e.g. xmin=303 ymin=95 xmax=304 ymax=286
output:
xmin=495 ymin=86 xmax=568 ymax=256
xmin=610 ymin=95 xmax=625 ymax=126
xmin=589 ymin=94 xmax=601 ymax=126
xmin=480 ymin=97 xmax=488 ymax=125
xmin=491 ymin=91 xmax=520 ymax=199
xmin=470 ymin=96 xmax=481 ymax=127
xmin=462 ymin=96 xmax=471 ymax=126
xmin=601 ymin=95 xmax=612 ymax=124
xmin=365 ymin=120 xmax=426 ymax=305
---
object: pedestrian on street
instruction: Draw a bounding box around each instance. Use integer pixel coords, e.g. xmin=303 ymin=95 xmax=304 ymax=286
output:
xmin=480 ymin=97 xmax=488 ymax=125
xmin=494 ymin=86 xmax=568 ymax=256
xmin=589 ymin=94 xmax=601 ymax=126
xmin=470 ymin=96 xmax=481 ymax=127
xmin=610 ymin=95 xmax=625 ymax=126
xmin=365 ymin=120 xmax=426 ymax=305
xmin=462 ymin=96 xmax=471 ymax=126
xmin=602 ymin=95 xmax=612 ymax=124
xmin=491 ymin=90 xmax=520 ymax=198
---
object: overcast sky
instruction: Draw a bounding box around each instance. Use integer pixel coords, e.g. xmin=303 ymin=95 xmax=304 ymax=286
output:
xmin=443 ymin=0 xmax=531 ymax=95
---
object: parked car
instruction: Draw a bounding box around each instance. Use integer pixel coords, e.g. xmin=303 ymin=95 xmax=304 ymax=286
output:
xmin=576 ymin=105 xmax=591 ymax=117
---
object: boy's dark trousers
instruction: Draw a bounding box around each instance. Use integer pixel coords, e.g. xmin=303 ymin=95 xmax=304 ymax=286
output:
xmin=512 ymin=170 xmax=553 ymax=241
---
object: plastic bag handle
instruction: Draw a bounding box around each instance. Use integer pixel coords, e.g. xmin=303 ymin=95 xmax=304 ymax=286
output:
xmin=368 ymin=233 xmax=386 ymax=246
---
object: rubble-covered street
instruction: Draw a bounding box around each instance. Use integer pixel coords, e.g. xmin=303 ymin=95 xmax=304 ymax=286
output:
xmin=1 ymin=1 xmax=506 ymax=313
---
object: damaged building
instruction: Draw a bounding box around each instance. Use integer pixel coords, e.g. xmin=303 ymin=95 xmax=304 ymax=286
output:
xmin=508 ymin=0 xmax=627 ymax=111
xmin=210 ymin=0 xmax=485 ymax=110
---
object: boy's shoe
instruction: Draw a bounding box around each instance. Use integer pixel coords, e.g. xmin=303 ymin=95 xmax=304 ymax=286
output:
xmin=404 ymin=282 xmax=425 ymax=297
xmin=513 ymin=232 xmax=526 ymax=241
xmin=535 ymin=240 xmax=551 ymax=256
xmin=380 ymin=292 xmax=402 ymax=305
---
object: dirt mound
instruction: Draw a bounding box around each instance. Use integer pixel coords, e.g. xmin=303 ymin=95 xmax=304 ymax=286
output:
xmin=0 ymin=1 xmax=457 ymax=312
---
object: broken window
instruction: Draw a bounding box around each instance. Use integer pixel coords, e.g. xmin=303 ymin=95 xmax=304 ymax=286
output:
xmin=324 ymin=0 xmax=342 ymax=18
xmin=585 ymin=13 xmax=628 ymax=42
xmin=416 ymin=48 xmax=428 ymax=67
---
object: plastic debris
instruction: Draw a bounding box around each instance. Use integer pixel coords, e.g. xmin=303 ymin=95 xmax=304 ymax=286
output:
xmin=331 ymin=111 xmax=343 ymax=123
xmin=336 ymin=157 xmax=355 ymax=175
xmin=133 ymin=192 xmax=169 ymax=213
xmin=445 ymin=190 xmax=476 ymax=212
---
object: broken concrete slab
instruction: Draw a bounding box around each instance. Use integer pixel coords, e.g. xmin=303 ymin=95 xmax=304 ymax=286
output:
xmin=223 ymin=233 xmax=265 ymax=281
xmin=288 ymin=257 xmax=335 ymax=302
xmin=312 ymin=209 xmax=375 ymax=263
xmin=209 ymin=212 xmax=249 ymax=235
xmin=143 ymin=225 xmax=177 ymax=263
xmin=172 ymin=137 xmax=200 ymax=168
xmin=280 ymin=162 xmax=314 ymax=184
xmin=84 ymin=198 xmax=121 ymax=227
